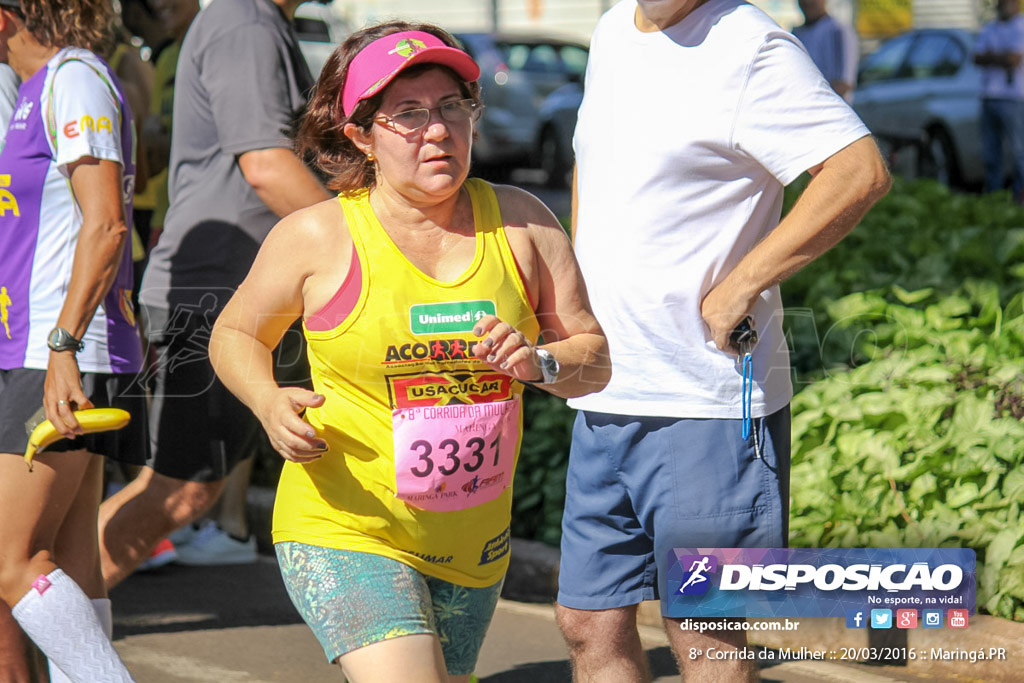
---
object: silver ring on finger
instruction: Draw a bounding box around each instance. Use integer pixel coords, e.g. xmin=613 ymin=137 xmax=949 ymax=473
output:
xmin=57 ymin=399 xmax=67 ymax=406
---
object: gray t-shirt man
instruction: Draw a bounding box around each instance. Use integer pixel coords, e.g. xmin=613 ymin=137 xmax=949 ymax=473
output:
xmin=140 ymin=0 xmax=315 ymax=314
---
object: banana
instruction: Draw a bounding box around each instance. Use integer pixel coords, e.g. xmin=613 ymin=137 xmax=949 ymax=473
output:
xmin=23 ymin=408 xmax=131 ymax=471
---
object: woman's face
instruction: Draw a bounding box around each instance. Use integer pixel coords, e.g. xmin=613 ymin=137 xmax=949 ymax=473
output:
xmin=361 ymin=67 xmax=475 ymax=205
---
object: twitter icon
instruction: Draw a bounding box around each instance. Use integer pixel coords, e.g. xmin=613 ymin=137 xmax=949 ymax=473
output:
xmin=870 ymin=609 xmax=892 ymax=629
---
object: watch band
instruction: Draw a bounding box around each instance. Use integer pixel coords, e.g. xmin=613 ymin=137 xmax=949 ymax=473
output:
xmin=521 ymin=348 xmax=560 ymax=385
xmin=47 ymin=327 xmax=84 ymax=353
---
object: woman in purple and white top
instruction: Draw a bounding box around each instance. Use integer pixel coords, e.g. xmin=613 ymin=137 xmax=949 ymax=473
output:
xmin=0 ymin=1 xmax=145 ymax=681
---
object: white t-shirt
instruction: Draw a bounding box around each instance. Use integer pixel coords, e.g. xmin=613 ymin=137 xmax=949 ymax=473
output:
xmin=0 ymin=48 xmax=141 ymax=373
xmin=568 ymin=0 xmax=869 ymax=419
xmin=976 ymin=14 xmax=1024 ymax=100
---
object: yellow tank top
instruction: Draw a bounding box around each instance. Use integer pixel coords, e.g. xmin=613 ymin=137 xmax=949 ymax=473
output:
xmin=273 ymin=178 xmax=539 ymax=587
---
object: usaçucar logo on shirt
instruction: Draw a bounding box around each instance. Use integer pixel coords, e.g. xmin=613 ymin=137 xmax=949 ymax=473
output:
xmin=386 ymin=370 xmax=514 ymax=409
xmin=410 ymin=300 xmax=496 ymax=335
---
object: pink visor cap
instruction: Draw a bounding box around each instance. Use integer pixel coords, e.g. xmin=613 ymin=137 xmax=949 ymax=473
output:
xmin=341 ymin=31 xmax=481 ymax=117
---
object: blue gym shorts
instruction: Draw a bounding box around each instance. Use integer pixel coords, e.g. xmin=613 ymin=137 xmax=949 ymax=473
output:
xmin=557 ymin=406 xmax=790 ymax=611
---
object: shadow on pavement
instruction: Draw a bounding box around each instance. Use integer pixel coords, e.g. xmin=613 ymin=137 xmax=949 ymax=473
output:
xmin=110 ymin=558 xmax=302 ymax=638
xmin=480 ymin=646 xmax=679 ymax=682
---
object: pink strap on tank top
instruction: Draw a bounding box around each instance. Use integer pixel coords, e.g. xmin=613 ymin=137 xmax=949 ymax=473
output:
xmin=306 ymin=244 xmax=362 ymax=331
xmin=305 ymin=240 xmax=535 ymax=331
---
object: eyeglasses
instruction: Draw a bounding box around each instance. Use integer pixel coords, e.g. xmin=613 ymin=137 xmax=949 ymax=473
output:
xmin=374 ymin=99 xmax=481 ymax=134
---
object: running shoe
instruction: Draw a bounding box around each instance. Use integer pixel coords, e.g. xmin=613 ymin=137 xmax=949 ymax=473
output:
xmin=136 ymin=538 xmax=178 ymax=571
xmin=168 ymin=522 xmax=198 ymax=546
xmin=174 ymin=522 xmax=258 ymax=566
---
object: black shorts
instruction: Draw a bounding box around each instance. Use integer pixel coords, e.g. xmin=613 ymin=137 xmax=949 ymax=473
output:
xmin=140 ymin=304 xmax=310 ymax=483
xmin=0 ymin=367 xmax=150 ymax=465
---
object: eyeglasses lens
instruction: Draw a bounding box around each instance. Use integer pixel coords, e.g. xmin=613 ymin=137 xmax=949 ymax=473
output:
xmin=384 ymin=100 xmax=478 ymax=133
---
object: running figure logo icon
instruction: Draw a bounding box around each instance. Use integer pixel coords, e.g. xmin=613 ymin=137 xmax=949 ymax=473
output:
xmin=0 ymin=286 xmax=11 ymax=339
xmin=677 ymin=554 xmax=718 ymax=596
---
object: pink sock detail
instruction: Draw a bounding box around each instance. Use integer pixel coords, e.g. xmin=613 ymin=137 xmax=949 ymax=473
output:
xmin=32 ymin=574 xmax=52 ymax=595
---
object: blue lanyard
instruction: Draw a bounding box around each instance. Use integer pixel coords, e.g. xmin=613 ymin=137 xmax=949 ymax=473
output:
xmin=741 ymin=352 xmax=753 ymax=441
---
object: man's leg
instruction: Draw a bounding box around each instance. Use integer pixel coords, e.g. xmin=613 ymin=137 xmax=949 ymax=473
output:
xmin=1006 ymin=100 xmax=1024 ymax=201
xmin=203 ymin=456 xmax=252 ymax=540
xmin=981 ymin=98 xmax=1005 ymax=194
xmin=98 ymin=467 xmax=225 ymax=589
xmin=663 ymin=617 xmax=756 ymax=683
xmin=648 ymin=407 xmax=791 ymax=683
xmin=556 ymin=412 xmax=657 ymax=683
xmin=98 ymin=307 xmax=253 ymax=588
xmin=0 ymin=604 xmax=43 ymax=683
xmin=556 ymin=604 xmax=649 ymax=683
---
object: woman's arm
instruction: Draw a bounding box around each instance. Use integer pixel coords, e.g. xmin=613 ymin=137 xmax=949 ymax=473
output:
xmin=209 ymin=199 xmax=350 ymax=461
xmin=475 ymin=185 xmax=610 ymax=399
xmin=45 ymin=158 xmax=129 ymax=436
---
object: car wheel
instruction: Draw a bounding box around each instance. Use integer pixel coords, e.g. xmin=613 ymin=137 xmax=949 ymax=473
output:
xmin=918 ymin=127 xmax=961 ymax=188
xmin=539 ymin=126 xmax=571 ymax=189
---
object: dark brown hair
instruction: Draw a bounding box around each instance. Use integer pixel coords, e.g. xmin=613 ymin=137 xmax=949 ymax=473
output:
xmin=295 ymin=20 xmax=482 ymax=193
xmin=20 ymin=0 xmax=114 ymax=55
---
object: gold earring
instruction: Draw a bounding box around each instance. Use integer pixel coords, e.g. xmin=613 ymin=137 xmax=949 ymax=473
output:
xmin=367 ymin=152 xmax=375 ymax=162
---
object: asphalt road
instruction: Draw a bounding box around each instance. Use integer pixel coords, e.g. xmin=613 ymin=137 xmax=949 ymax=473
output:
xmin=110 ymin=556 xmax=967 ymax=683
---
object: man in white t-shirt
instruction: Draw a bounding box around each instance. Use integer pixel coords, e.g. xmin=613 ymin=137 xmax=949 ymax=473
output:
xmin=554 ymin=1 xmax=890 ymax=681
xmin=793 ymin=0 xmax=859 ymax=102
xmin=974 ymin=0 xmax=1024 ymax=199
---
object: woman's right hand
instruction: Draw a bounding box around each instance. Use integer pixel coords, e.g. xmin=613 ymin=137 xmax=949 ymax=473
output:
xmin=256 ymin=388 xmax=328 ymax=463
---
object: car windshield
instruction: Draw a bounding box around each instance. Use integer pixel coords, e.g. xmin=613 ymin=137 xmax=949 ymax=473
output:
xmin=859 ymin=33 xmax=915 ymax=84
xmin=904 ymin=34 xmax=965 ymax=79
xmin=498 ymin=42 xmax=588 ymax=79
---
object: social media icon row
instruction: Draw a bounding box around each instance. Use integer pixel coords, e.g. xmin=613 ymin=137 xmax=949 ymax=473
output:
xmin=846 ymin=609 xmax=968 ymax=629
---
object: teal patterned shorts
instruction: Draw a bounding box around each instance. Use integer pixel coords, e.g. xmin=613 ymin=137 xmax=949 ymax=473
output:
xmin=275 ymin=542 xmax=503 ymax=674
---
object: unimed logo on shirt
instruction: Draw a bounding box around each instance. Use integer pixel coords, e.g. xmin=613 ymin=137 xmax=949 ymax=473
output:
xmin=410 ymin=300 xmax=495 ymax=335
xmin=13 ymin=99 xmax=32 ymax=122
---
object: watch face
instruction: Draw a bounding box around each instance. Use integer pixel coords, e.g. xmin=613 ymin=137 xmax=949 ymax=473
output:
xmin=47 ymin=328 xmax=82 ymax=351
xmin=539 ymin=351 xmax=559 ymax=383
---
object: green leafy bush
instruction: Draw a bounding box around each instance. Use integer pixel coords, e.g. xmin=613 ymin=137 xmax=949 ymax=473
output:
xmin=783 ymin=178 xmax=1024 ymax=621
xmin=512 ymin=388 xmax=576 ymax=546
xmin=788 ymin=284 xmax=1024 ymax=621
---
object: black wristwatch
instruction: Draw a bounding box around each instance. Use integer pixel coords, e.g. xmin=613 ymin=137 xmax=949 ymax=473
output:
xmin=47 ymin=327 xmax=84 ymax=353
xmin=521 ymin=348 xmax=560 ymax=385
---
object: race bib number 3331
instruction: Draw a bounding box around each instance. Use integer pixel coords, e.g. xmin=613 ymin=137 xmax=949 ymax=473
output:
xmin=393 ymin=397 xmax=520 ymax=512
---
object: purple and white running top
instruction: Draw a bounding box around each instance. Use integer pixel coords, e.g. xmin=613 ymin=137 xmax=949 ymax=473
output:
xmin=0 ymin=47 xmax=141 ymax=373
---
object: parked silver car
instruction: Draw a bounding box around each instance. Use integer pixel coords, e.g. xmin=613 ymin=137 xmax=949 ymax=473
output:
xmin=455 ymin=33 xmax=588 ymax=178
xmin=294 ymin=2 xmax=350 ymax=79
xmin=853 ymin=28 xmax=985 ymax=188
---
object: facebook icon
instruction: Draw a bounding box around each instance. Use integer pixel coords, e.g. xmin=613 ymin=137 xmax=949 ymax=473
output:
xmin=845 ymin=609 xmax=866 ymax=629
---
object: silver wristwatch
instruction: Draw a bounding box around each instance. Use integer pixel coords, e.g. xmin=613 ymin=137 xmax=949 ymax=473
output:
xmin=522 ymin=348 xmax=560 ymax=385
xmin=47 ymin=327 xmax=84 ymax=353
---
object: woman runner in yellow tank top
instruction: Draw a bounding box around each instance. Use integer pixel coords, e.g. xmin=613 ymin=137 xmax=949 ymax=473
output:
xmin=209 ymin=21 xmax=609 ymax=683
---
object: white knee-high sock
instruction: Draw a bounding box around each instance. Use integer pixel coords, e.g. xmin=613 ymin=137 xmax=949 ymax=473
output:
xmin=11 ymin=569 xmax=134 ymax=683
xmin=48 ymin=597 xmax=116 ymax=683
xmin=92 ymin=597 xmax=113 ymax=637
